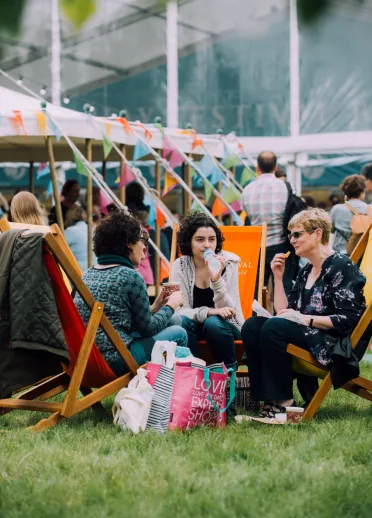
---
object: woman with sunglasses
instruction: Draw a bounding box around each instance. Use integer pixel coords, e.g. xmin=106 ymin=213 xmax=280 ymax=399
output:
xmin=75 ymin=210 xmax=187 ymax=376
xmin=241 ymin=209 xmax=367 ymax=418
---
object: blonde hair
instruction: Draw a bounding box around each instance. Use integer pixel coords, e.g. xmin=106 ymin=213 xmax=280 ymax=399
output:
xmin=288 ymin=208 xmax=331 ymax=245
xmin=10 ymin=191 xmax=48 ymax=226
xmin=65 ymin=204 xmax=87 ymax=229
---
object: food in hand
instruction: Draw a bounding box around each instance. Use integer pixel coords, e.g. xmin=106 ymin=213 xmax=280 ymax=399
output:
xmin=284 ymin=251 xmax=291 ymax=258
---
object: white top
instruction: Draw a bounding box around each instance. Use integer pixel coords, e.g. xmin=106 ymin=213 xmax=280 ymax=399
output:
xmin=170 ymin=250 xmax=244 ymax=330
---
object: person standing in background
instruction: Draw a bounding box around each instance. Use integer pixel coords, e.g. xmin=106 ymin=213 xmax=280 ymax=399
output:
xmin=48 ymin=179 xmax=81 ymax=226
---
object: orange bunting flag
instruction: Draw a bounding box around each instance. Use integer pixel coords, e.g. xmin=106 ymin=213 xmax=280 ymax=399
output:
xmin=35 ymin=111 xmax=47 ymax=135
xmin=156 ymin=207 xmax=166 ymax=228
xmin=11 ymin=110 xmax=27 ymax=136
xmin=212 ymin=197 xmax=227 ymax=217
xmin=239 ymin=210 xmax=248 ymax=223
xmin=116 ymin=116 xmax=133 ymax=134
xmin=160 ymin=260 xmax=169 ymax=282
xmin=135 ymin=122 xmax=152 ymax=140
xmin=162 ymin=171 xmax=178 ymax=196
xmin=192 ymin=134 xmax=203 ymax=149
xmin=105 ymin=121 xmax=112 ymax=136
xmin=237 ymin=140 xmax=244 ymax=152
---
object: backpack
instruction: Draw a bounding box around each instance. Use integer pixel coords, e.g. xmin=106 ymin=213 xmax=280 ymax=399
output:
xmin=345 ymin=203 xmax=372 ymax=256
xmin=282 ymin=182 xmax=307 ymax=239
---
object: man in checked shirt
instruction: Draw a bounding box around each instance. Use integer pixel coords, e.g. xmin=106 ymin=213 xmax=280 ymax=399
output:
xmin=242 ymin=151 xmax=294 ymax=295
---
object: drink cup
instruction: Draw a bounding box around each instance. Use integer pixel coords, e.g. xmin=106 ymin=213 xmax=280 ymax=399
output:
xmin=285 ymin=406 xmax=304 ymax=424
xmin=275 ymin=412 xmax=287 ymax=423
xmin=162 ymin=282 xmax=180 ymax=298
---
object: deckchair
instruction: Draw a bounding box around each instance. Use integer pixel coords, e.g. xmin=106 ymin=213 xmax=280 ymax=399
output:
xmin=170 ymin=224 xmax=267 ymax=369
xmin=0 ymin=229 xmax=138 ymax=432
xmin=288 ymin=222 xmax=372 ymax=420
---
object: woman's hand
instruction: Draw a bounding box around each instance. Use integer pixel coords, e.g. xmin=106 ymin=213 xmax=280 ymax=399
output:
xmin=271 ymin=253 xmax=286 ymax=281
xmin=208 ymin=257 xmax=225 ymax=282
xmin=166 ymin=291 xmax=184 ymax=311
xmin=151 ymin=289 xmax=167 ymax=314
xmin=207 ymin=307 xmax=236 ymax=319
xmin=277 ymin=309 xmax=308 ymax=325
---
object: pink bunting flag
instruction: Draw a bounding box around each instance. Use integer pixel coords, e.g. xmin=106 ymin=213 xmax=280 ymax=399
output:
xmin=231 ymin=200 xmax=242 ymax=212
xmin=100 ymin=188 xmax=113 ymax=215
xmin=169 ymin=149 xmax=185 ymax=169
xmin=162 ymin=136 xmax=174 ymax=159
xmin=117 ymin=164 xmax=136 ymax=188
xmin=162 ymin=135 xmax=185 ymax=168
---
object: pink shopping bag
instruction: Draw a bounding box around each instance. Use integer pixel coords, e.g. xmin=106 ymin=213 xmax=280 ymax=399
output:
xmin=168 ymin=363 xmax=232 ymax=431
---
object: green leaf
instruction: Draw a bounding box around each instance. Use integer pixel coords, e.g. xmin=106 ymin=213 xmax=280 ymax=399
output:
xmin=60 ymin=0 xmax=96 ymax=29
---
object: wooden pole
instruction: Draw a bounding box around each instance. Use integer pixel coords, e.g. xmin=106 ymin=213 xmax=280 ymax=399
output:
xmin=85 ymin=138 xmax=93 ymax=268
xmin=155 ymin=157 xmax=161 ymax=295
xmin=29 ymin=161 xmax=35 ymax=194
xmin=119 ymin=144 xmax=126 ymax=205
xmin=46 ymin=136 xmax=64 ymax=232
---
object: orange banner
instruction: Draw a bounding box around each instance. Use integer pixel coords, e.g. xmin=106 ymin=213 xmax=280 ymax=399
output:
xmin=212 ymin=197 xmax=227 ymax=216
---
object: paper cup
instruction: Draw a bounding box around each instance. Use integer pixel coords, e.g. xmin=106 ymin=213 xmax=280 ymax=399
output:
xmin=275 ymin=412 xmax=287 ymax=423
xmin=285 ymin=406 xmax=304 ymax=424
xmin=162 ymin=282 xmax=180 ymax=297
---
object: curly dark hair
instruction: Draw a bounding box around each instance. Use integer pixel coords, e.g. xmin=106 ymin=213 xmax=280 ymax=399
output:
xmin=93 ymin=210 xmax=142 ymax=257
xmin=340 ymin=174 xmax=366 ymax=199
xmin=177 ymin=213 xmax=224 ymax=256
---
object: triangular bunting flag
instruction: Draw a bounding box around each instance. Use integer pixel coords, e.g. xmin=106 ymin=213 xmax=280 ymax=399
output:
xmin=240 ymin=167 xmax=255 ymax=186
xmin=35 ymin=111 xmax=47 ymax=135
xmin=74 ymin=152 xmax=89 ymax=176
xmin=204 ymin=181 xmax=214 ymax=204
xmin=190 ymin=198 xmax=204 ymax=213
xmin=230 ymin=200 xmax=242 ymax=212
xmin=144 ymin=194 xmax=157 ymax=228
xmin=162 ymin=171 xmax=178 ymax=196
xmin=37 ymin=163 xmax=50 ymax=179
xmin=156 ymin=207 xmax=166 ymax=228
xmin=212 ymin=197 xmax=227 ymax=217
xmin=117 ymin=164 xmax=136 ymax=188
xmin=160 ymin=260 xmax=169 ymax=282
xmin=223 ymin=154 xmax=240 ymax=169
xmin=209 ymin=165 xmax=225 ymax=185
xmin=198 ymin=155 xmax=215 ymax=178
xmin=46 ymin=180 xmax=53 ymax=199
xmin=105 ymin=121 xmax=112 ymax=136
xmin=192 ymin=134 xmax=203 ymax=150
xmin=116 ymin=117 xmax=133 ymax=134
xmin=162 ymin=136 xmax=174 ymax=159
xmin=224 ymin=185 xmax=241 ymax=204
xmin=133 ymin=140 xmax=151 ymax=162
xmin=11 ymin=110 xmax=27 ymax=136
xmin=169 ymin=149 xmax=185 ymax=169
xmin=102 ymin=133 xmax=113 ymax=159
xmin=100 ymin=188 xmax=113 ymax=215
xmin=240 ymin=210 xmax=248 ymax=223
xmin=46 ymin=113 xmax=62 ymax=142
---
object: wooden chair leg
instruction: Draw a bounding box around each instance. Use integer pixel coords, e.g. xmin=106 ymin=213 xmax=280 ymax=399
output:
xmin=343 ymin=381 xmax=372 ymax=402
xmin=80 ymin=387 xmax=110 ymax=420
xmin=28 ymin=412 xmax=64 ymax=433
xmin=302 ymin=372 xmax=332 ymax=421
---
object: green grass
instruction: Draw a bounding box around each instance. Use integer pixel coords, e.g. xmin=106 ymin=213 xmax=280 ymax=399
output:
xmin=1 ymin=365 xmax=372 ymax=518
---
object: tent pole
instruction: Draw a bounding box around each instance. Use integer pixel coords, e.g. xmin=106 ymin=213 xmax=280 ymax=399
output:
xmin=155 ymin=157 xmax=161 ymax=295
xmin=85 ymin=138 xmax=93 ymax=268
xmin=46 ymin=136 xmax=64 ymax=231
xmin=166 ymin=1 xmax=178 ymax=128
xmin=289 ymin=0 xmax=301 ymax=194
xmin=29 ymin=161 xmax=35 ymax=194
xmin=119 ymin=144 xmax=126 ymax=205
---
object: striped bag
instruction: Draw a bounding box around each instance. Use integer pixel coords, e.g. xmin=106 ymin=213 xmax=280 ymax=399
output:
xmin=145 ymin=364 xmax=174 ymax=433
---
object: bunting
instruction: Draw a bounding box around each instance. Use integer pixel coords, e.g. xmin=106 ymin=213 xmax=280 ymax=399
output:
xmin=160 ymin=260 xmax=169 ymax=282
xmin=192 ymin=134 xmax=203 ymax=150
xmin=135 ymin=122 xmax=152 ymax=140
xmin=240 ymin=167 xmax=255 ymax=186
xmin=162 ymin=171 xmax=178 ymax=196
xmin=198 ymin=155 xmax=215 ymax=178
xmin=239 ymin=210 xmax=248 ymax=223
xmin=230 ymin=200 xmax=242 ymax=212
xmin=115 ymin=163 xmax=136 ymax=188
xmin=37 ymin=163 xmax=50 ymax=179
xmin=35 ymin=111 xmax=47 ymax=135
xmin=211 ymin=197 xmax=227 ymax=217
xmin=74 ymin=152 xmax=89 ymax=177
xmin=11 ymin=110 xmax=27 ymax=136
xmin=162 ymin=136 xmax=185 ymax=169
xmin=204 ymin=181 xmax=214 ymax=204
xmin=46 ymin=180 xmax=53 ymax=199
xmin=144 ymin=194 xmax=156 ymax=228
xmin=105 ymin=121 xmax=112 ymax=136
xmin=46 ymin=113 xmax=62 ymax=142
xmin=209 ymin=166 xmax=225 ymax=185
xmin=116 ymin=116 xmax=133 ymax=134
xmin=190 ymin=198 xmax=204 ymax=213
xmin=223 ymin=185 xmax=241 ymax=204
xmin=156 ymin=207 xmax=166 ymax=228
xmin=100 ymin=188 xmax=113 ymax=215
xmin=133 ymin=140 xmax=151 ymax=162
xmin=102 ymin=132 xmax=113 ymax=159
xmin=222 ymin=154 xmax=240 ymax=169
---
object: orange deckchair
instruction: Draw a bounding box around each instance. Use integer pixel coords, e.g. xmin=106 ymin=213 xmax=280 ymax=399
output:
xmin=170 ymin=224 xmax=267 ymax=367
xmin=288 ymin=222 xmax=372 ymax=420
xmin=0 ymin=229 xmax=138 ymax=432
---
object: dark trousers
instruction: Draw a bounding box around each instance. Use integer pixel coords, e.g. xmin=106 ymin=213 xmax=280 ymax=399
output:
xmin=181 ymin=315 xmax=241 ymax=370
xmin=241 ymin=316 xmax=318 ymax=402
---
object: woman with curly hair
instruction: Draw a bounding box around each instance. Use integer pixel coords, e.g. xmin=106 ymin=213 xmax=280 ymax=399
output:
xmin=75 ymin=210 xmax=187 ymax=375
xmin=170 ymin=213 xmax=244 ymax=371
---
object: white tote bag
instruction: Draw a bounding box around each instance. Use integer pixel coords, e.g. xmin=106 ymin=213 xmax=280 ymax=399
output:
xmin=112 ymin=368 xmax=154 ymax=434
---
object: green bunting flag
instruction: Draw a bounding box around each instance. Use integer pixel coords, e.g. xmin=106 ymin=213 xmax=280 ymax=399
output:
xmin=223 ymin=184 xmax=241 ymax=204
xmin=102 ymin=133 xmax=113 ymax=159
xmin=73 ymin=152 xmax=89 ymax=176
xmin=204 ymin=181 xmax=214 ymax=204
xmin=240 ymin=167 xmax=255 ymax=186
xmin=223 ymin=154 xmax=241 ymax=169
xmin=190 ymin=198 xmax=204 ymax=213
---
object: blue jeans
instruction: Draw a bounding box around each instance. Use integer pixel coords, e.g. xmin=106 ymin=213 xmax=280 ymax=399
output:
xmin=109 ymin=322 xmax=188 ymax=376
xmin=181 ymin=315 xmax=240 ymax=370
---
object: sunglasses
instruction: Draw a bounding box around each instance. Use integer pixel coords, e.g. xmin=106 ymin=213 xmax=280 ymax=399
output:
xmin=288 ymin=229 xmax=318 ymax=241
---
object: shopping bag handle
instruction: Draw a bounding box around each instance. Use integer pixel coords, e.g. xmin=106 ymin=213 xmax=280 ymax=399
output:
xmin=204 ymin=368 xmax=236 ymax=413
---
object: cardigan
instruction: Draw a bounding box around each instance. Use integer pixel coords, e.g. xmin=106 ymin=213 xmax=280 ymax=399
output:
xmin=170 ymin=251 xmax=244 ymax=330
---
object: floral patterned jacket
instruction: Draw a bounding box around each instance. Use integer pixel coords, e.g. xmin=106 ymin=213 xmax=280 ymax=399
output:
xmin=287 ymin=252 xmax=366 ymax=377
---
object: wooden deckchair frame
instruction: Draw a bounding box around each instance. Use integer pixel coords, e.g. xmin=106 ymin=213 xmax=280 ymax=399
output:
xmin=0 ymin=230 xmax=139 ymax=432
xmin=288 ymin=222 xmax=372 ymax=421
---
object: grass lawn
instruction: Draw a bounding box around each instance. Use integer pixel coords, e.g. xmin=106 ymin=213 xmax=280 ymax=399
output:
xmin=1 ymin=364 xmax=372 ymax=518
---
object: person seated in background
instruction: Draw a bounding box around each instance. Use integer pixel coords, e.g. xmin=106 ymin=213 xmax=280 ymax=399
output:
xmin=171 ymin=213 xmax=243 ymax=372
xmin=331 ymin=174 xmax=369 ymax=256
xmin=361 ymin=163 xmax=372 ymax=195
xmin=241 ymin=209 xmax=367 ymax=418
xmin=49 ymin=179 xmax=80 ymax=226
xmin=64 ymin=205 xmax=93 ymax=273
xmin=75 ymin=210 xmax=187 ymax=376
xmin=10 ymin=191 xmax=48 ymax=225
xmin=301 ymin=195 xmax=315 ymax=208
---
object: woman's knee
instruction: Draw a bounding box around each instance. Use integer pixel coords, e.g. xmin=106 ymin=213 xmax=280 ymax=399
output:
xmin=169 ymin=313 xmax=182 ymax=327
xmin=241 ymin=316 xmax=266 ymax=345
xmin=203 ymin=315 xmax=228 ymax=336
